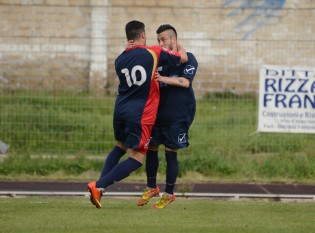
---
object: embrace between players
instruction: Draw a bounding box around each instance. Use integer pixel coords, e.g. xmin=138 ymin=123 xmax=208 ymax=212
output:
xmin=87 ymin=20 xmax=198 ymax=209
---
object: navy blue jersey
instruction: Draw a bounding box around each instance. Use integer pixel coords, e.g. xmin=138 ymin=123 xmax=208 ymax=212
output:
xmin=155 ymin=52 xmax=198 ymax=126
xmin=114 ymin=45 xmax=181 ymax=125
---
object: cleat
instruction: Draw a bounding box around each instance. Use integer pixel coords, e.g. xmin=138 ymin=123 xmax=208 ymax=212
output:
xmin=137 ymin=186 xmax=160 ymax=206
xmin=87 ymin=181 xmax=103 ymax=209
xmin=152 ymin=193 xmax=175 ymax=209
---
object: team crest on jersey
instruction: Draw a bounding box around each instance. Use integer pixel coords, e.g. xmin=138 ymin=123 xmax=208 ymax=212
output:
xmin=178 ymin=133 xmax=187 ymax=144
xmin=184 ymin=65 xmax=196 ymax=75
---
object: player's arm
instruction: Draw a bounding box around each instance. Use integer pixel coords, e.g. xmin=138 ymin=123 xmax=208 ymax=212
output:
xmin=126 ymin=39 xmax=187 ymax=63
xmin=155 ymin=71 xmax=190 ymax=88
xmin=156 ymin=53 xmax=197 ymax=88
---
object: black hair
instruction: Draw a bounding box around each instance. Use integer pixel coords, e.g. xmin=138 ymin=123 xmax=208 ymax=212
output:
xmin=125 ymin=20 xmax=145 ymax=41
xmin=156 ymin=24 xmax=177 ymax=38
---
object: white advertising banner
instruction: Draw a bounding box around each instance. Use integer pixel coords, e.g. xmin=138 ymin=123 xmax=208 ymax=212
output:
xmin=258 ymin=65 xmax=315 ymax=133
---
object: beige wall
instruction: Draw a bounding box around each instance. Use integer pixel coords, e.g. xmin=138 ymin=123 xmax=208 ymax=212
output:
xmin=0 ymin=0 xmax=314 ymax=97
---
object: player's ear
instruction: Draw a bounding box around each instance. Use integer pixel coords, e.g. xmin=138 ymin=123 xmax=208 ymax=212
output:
xmin=141 ymin=31 xmax=146 ymax=40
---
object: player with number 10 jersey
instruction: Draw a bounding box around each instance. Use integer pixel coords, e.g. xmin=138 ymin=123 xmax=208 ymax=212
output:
xmin=114 ymin=45 xmax=183 ymax=154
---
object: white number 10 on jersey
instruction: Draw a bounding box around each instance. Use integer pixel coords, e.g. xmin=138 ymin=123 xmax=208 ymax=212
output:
xmin=121 ymin=65 xmax=147 ymax=87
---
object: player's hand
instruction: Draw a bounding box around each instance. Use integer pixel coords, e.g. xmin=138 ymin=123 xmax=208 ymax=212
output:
xmin=126 ymin=40 xmax=136 ymax=48
xmin=155 ymin=70 xmax=164 ymax=82
xmin=176 ymin=42 xmax=182 ymax=52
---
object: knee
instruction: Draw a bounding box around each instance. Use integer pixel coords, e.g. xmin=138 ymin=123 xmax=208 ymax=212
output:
xmin=149 ymin=145 xmax=159 ymax=151
xmin=115 ymin=141 xmax=128 ymax=152
xmin=165 ymin=147 xmax=177 ymax=152
xmin=129 ymin=151 xmax=145 ymax=164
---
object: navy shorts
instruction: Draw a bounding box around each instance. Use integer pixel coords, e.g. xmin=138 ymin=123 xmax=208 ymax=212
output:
xmin=113 ymin=119 xmax=153 ymax=155
xmin=150 ymin=122 xmax=189 ymax=149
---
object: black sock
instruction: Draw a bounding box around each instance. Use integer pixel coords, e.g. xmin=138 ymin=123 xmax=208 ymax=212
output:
xmin=99 ymin=146 xmax=126 ymax=179
xmin=165 ymin=150 xmax=178 ymax=194
xmin=96 ymin=157 xmax=142 ymax=189
xmin=146 ymin=150 xmax=159 ymax=188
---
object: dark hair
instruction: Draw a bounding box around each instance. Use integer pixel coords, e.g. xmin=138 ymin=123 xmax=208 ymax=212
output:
xmin=125 ymin=20 xmax=145 ymax=40
xmin=156 ymin=24 xmax=177 ymax=38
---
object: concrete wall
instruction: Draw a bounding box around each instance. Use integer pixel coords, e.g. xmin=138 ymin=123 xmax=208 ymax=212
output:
xmin=0 ymin=0 xmax=314 ymax=97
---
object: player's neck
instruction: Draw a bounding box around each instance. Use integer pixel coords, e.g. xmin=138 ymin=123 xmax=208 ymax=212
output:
xmin=133 ymin=39 xmax=145 ymax=46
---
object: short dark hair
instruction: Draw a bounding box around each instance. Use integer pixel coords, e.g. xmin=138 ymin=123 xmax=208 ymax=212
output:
xmin=125 ymin=20 xmax=145 ymax=41
xmin=156 ymin=24 xmax=177 ymax=38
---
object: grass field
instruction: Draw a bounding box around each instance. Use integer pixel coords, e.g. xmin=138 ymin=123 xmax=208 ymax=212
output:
xmin=1 ymin=91 xmax=315 ymax=183
xmin=1 ymin=197 xmax=315 ymax=233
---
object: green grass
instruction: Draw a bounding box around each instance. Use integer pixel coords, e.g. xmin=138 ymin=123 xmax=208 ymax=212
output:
xmin=0 ymin=90 xmax=115 ymax=153
xmin=0 ymin=197 xmax=315 ymax=233
xmin=1 ymin=90 xmax=315 ymax=183
xmin=1 ymin=90 xmax=315 ymax=156
xmin=1 ymin=152 xmax=315 ymax=183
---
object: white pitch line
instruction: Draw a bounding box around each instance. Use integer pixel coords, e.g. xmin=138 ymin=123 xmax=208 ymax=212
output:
xmin=0 ymin=191 xmax=315 ymax=200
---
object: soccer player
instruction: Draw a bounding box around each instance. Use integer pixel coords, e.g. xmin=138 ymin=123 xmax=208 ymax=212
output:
xmin=137 ymin=24 xmax=198 ymax=209
xmin=87 ymin=20 xmax=188 ymax=208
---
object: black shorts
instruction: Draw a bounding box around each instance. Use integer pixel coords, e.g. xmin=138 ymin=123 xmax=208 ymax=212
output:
xmin=150 ymin=122 xmax=189 ymax=149
xmin=113 ymin=119 xmax=153 ymax=155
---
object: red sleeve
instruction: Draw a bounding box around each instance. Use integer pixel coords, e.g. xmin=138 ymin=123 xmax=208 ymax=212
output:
xmin=147 ymin=46 xmax=181 ymax=66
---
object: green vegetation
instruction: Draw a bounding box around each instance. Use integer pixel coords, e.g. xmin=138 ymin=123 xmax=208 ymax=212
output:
xmin=0 ymin=90 xmax=315 ymax=183
xmin=1 ymin=151 xmax=315 ymax=183
xmin=0 ymin=90 xmax=115 ymax=154
xmin=1 ymin=197 xmax=315 ymax=233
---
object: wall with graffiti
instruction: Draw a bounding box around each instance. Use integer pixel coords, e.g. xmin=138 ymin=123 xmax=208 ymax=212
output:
xmin=0 ymin=0 xmax=314 ymax=96
xmin=224 ymin=0 xmax=287 ymax=39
